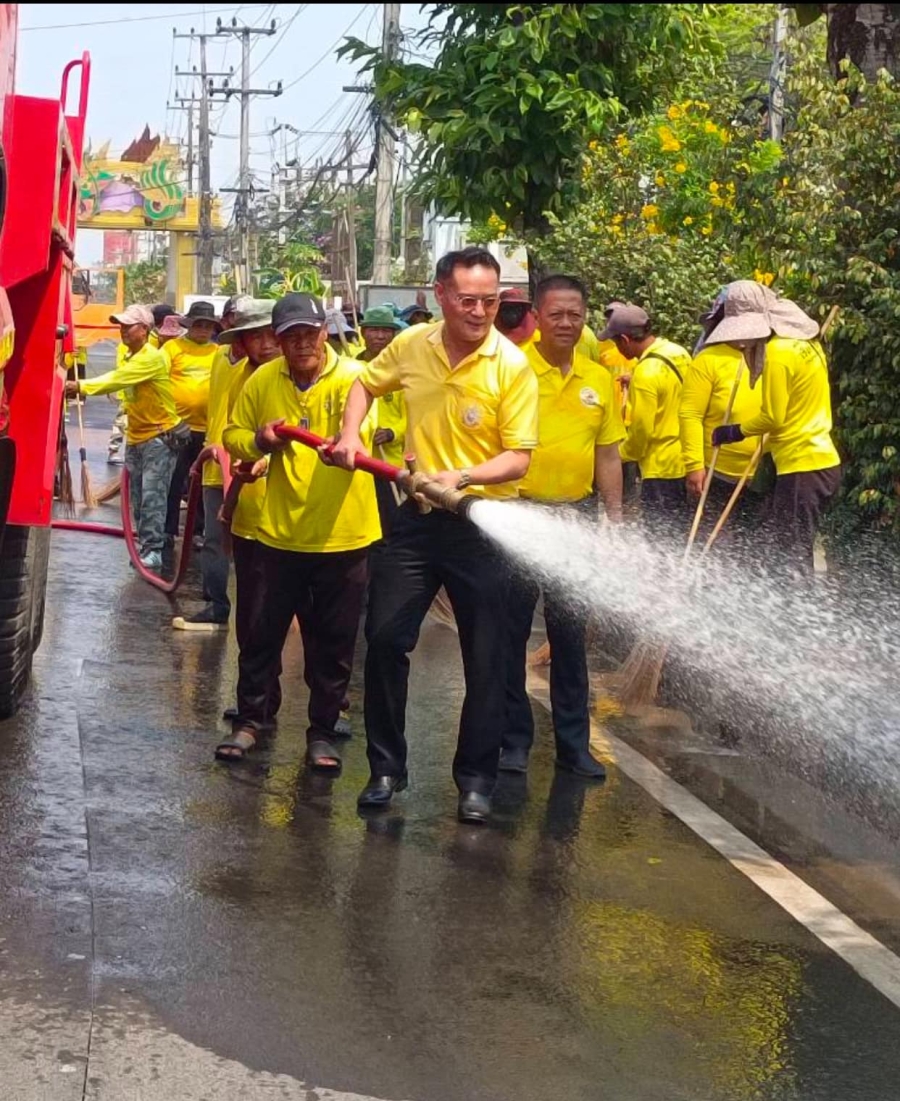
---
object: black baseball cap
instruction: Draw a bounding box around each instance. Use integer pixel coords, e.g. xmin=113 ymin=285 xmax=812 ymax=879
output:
xmin=272 ymin=292 xmax=326 ymax=336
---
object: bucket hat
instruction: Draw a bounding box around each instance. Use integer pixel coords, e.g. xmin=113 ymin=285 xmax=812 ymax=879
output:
xmin=360 ymin=305 xmax=403 ymax=330
xmin=157 ymin=314 xmax=187 ymax=338
xmin=178 ymin=300 xmax=222 ymax=331
xmin=218 ymin=299 xmax=275 ymax=343
xmin=703 ymin=280 xmax=819 ymax=346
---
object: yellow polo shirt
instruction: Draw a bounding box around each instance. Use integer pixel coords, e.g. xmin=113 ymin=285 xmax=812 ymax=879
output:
xmin=620 ymin=336 xmax=691 ymax=480
xmin=739 ymin=337 xmax=840 ymax=475
xmin=374 ymin=390 xmax=407 ymax=467
xmin=224 ymin=345 xmax=380 ymax=553
xmin=680 ymin=344 xmax=763 ymax=480
xmin=162 ymin=335 xmax=219 ymax=432
xmin=202 ymin=349 xmax=242 ymax=488
xmin=220 ymin=358 xmax=269 ymax=540
xmin=80 ymin=343 xmax=179 ymax=445
xmin=358 ymin=322 xmax=539 ymax=500
xmin=519 ymin=343 xmax=624 ymax=502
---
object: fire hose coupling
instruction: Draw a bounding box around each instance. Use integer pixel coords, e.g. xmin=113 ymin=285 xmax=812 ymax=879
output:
xmin=399 ymin=471 xmax=474 ymax=518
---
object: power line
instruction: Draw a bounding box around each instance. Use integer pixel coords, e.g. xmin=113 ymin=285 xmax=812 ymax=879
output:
xmin=248 ymin=3 xmax=309 ymax=78
xmin=280 ymin=3 xmax=374 ymax=92
xmin=21 ymin=5 xmax=283 ymax=32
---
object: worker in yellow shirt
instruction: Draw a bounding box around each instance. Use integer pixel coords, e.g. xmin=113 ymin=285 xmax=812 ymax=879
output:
xmin=500 ymin=275 xmax=624 ymax=781
xmin=66 ymin=305 xmax=182 ymax=573
xmin=494 ymin=286 xmax=537 ymax=347
xmin=332 ymin=246 xmax=539 ymax=824
xmin=708 ymin=280 xmax=840 ymax=577
xmin=219 ymin=293 xmax=380 ymax=770
xmin=356 ymin=304 xmax=407 ymax=535
xmin=163 ymin=300 xmax=222 ymax=540
xmin=173 ymin=298 xmax=278 ymax=631
xmin=680 ymin=341 xmax=765 ymax=551
xmin=605 ymin=304 xmax=691 ymax=537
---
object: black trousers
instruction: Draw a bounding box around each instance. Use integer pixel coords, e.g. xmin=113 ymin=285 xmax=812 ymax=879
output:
xmin=641 ymin=476 xmax=688 ymax=540
xmin=364 ymin=503 xmax=511 ymax=795
xmin=503 ymin=572 xmax=591 ymax=766
xmin=766 ymin=465 xmax=841 ymax=578
xmin=374 ymin=478 xmax=401 ymax=540
xmin=235 ymin=543 xmax=368 ymax=742
xmin=165 ymin=429 xmax=205 ymax=537
xmin=232 ymin=534 xmax=281 ymax=720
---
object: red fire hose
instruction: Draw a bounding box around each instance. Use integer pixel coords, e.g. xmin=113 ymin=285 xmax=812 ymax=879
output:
xmin=49 ymin=434 xmax=406 ymax=594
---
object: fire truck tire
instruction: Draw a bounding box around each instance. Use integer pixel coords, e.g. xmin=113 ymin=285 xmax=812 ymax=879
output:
xmin=0 ymin=525 xmax=45 ymax=719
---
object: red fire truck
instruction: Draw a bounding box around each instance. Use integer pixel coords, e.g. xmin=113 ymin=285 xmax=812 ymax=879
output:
xmin=0 ymin=4 xmax=89 ymax=716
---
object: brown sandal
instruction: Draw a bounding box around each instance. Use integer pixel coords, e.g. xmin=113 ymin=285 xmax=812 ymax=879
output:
xmin=215 ymin=727 xmax=257 ymax=762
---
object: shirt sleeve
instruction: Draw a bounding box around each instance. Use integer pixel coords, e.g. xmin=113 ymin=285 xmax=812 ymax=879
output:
xmin=679 ymin=357 xmax=713 ymax=473
xmin=358 ymin=333 xmax=404 ymax=397
xmin=595 ymin=369 xmax=626 ymax=447
xmin=497 ymin=360 xmax=539 ymax=450
xmin=619 ymin=367 xmax=657 ymax=463
xmin=740 ymin=346 xmax=790 ymax=436
xmin=80 ymin=349 xmax=165 ymax=397
xmin=223 ymin=367 xmax=264 ymax=462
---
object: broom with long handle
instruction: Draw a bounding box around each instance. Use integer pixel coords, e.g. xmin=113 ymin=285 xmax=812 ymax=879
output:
xmin=73 ymin=389 xmax=97 ymax=507
xmin=618 ymin=356 xmax=745 ymax=707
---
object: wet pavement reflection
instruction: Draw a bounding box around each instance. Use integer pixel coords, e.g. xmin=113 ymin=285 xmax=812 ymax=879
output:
xmin=3 ymin=494 xmax=900 ymax=1098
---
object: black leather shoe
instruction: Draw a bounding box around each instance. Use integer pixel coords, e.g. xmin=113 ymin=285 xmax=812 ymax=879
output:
xmin=555 ymin=755 xmax=607 ymax=781
xmin=357 ymin=775 xmax=408 ymax=808
xmin=458 ymin=791 xmax=492 ymax=824
xmin=498 ymin=747 xmax=529 ymax=774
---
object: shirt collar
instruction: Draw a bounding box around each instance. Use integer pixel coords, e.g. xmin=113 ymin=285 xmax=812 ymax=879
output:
xmin=429 ymin=322 xmax=501 ymax=367
xmin=529 ymin=340 xmax=585 ymax=379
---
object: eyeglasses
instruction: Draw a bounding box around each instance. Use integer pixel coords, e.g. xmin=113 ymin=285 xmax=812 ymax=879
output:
xmin=452 ymin=293 xmax=499 ymax=311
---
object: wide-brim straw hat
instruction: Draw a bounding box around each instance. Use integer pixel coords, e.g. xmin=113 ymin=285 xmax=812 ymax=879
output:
xmin=704 ymin=280 xmax=819 ymax=345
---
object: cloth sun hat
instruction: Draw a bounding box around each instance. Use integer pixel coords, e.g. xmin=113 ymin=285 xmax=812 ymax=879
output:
xmin=157 ymin=314 xmax=187 ymax=338
xmin=272 ymin=292 xmax=326 ymax=336
xmin=177 ymin=300 xmax=223 ymax=331
xmin=598 ymin=303 xmax=650 ymax=341
xmin=110 ymin=304 xmax=154 ymax=328
xmin=398 ymin=303 xmax=432 ymax=323
xmin=218 ymin=299 xmax=275 ymax=344
xmin=324 ymin=306 xmax=356 ymax=337
xmin=703 ymin=280 xmax=819 ymax=346
xmin=360 ymin=305 xmax=403 ymax=330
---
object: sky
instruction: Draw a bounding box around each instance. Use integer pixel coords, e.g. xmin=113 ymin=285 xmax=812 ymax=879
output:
xmin=17 ymin=3 xmax=429 ymax=263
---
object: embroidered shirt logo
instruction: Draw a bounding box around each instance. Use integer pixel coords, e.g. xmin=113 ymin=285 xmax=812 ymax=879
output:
xmin=462 ymin=404 xmax=482 ymax=428
xmin=579 ymin=386 xmax=600 ymax=407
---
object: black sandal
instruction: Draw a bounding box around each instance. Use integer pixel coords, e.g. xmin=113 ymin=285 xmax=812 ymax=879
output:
xmin=306 ymin=739 xmax=342 ymax=774
xmin=215 ymin=727 xmax=257 ymax=762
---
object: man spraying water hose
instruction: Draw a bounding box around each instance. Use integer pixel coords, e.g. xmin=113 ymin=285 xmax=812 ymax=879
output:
xmin=331 ymin=247 xmax=539 ymax=825
xmin=500 ymin=274 xmax=624 ymax=781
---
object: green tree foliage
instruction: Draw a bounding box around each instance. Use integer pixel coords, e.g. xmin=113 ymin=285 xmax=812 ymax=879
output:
xmin=340 ymin=3 xmax=716 ymax=236
xmin=533 ymin=98 xmax=783 ymax=344
xmin=124 ymin=260 xmax=167 ymax=306
xmin=754 ymin=57 xmax=900 ymax=540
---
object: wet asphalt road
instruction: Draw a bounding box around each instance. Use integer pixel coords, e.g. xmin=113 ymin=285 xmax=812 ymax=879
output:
xmin=3 ymin=399 xmax=900 ymax=1099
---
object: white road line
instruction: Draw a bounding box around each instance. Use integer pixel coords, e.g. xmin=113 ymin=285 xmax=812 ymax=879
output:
xmin=527 ymin=675 xmax=900 ymax=1011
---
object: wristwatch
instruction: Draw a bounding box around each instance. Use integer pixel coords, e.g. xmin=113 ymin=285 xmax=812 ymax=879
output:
xmin=457 ymin=469 xmax=472 ymax=489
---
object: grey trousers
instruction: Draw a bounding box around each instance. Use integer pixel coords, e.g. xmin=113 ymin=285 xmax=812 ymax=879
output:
xmin=201 ymin=485 xmax=231 ymax=620
xmin=125 ymin=436 xmax=177 ymax=557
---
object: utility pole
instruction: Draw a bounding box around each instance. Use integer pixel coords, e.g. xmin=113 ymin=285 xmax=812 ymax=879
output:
xmin=346 ymin=128 xmax=358 ymax=309
xmin=173 ymin=29 xmax=233 ymax=294
xmin=212 ymin=16 xmax=282 ymax=293
xmin=769 ymin=4 xmax=789 ymax=141
xmin=372 ymin=3 xmax=401 ymax=285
